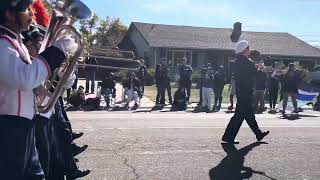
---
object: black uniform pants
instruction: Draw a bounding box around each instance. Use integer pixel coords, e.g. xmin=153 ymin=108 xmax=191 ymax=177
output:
xmin=156 ymin=84 xmax=161 ymax=104
xmin=0 ymin=115 xmax=44 ymax=180
xmin=269 ymin=88 xmax=279 ymax=109
xmin=180 ymin=79 xmax=191 ymax=101
xmin=34 ymin=115 xmax=51 ymax=177
xmin=160 ymin=80 xmax=172 ymax=104
xmin=214 ymin=86 xmax=224 ymax=108
xmin=140 ymin=78 xmax=145 ymax=95
xmin=222 ymin=96 xmax=262 ymax=141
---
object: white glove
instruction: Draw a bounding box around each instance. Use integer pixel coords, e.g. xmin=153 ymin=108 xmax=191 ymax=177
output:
xmin=52 ymin=35 xmax=78 ymax=56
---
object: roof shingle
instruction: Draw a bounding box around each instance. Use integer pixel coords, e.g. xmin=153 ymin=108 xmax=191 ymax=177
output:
xmin=132 ymin=22 xmax=320 ymax=58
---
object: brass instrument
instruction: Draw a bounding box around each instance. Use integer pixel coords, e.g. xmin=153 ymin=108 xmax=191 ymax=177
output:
xmin=37 ymin=0 xmax=93 ymax=113
xmin=78 ymin=47 xmax=141 ymax=71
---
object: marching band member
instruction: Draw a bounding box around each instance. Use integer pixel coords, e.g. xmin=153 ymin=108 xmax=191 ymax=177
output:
xmin=222 ymin=40 xmax=269 ymax=144
xmin=0 ymin=0 xmax=78 ymax=179
xmin=22 ymin=22 xmax=90 ymax=180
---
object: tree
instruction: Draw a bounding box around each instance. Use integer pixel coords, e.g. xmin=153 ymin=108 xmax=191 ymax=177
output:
xmin=41 ymin=0 xmax=53 ymax=14
xmin=79 ymin=13 xmax=100 ymax=46
xmin=95 ymin=17 xmax=128 ymax=48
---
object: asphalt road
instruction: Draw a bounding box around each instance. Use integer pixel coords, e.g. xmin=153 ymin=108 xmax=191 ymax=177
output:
xmin=69 ymin=110 xmax=320 ymax=180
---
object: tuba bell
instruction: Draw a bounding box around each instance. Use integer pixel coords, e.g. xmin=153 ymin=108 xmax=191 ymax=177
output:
xmin=36 ymin=0 xmax=93 ymax=113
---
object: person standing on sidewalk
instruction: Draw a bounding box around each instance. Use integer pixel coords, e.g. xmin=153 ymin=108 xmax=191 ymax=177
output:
xmin=279 ymin=63 xmax=300 ymax=115
xmin=179 ymin=57 xmax=193 ymax=102
xmin=213 ymin=65 xmax=226 ymax=111
xmin=137 ymin=58 xmax=147 ymax=96
xmin=222 ymin=40 xmax=269 ymax=144
xmin=254 ymin=64 xmax=267 ymax=113
xmin=159 ymin=58 xmax=172 ymax=105
xmin=85 ymin=57 xmax=98 ymax=94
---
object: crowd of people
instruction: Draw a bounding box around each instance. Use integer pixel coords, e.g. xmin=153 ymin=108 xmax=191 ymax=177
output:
xmin=65 ymin=50 xmax=318 ymax=116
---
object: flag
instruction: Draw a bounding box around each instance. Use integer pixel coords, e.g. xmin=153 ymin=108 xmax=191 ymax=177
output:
xmin=278 ymin=83 xmax=319 ymax=111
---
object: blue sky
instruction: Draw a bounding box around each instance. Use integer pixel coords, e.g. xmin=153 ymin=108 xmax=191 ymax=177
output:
xmin=81 ymin=0 xmax=320 ymax=46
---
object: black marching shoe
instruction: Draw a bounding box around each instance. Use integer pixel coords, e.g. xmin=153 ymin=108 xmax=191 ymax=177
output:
xmin=72 ymin=132 xmax=84 ymax=140
xmin=256 ymin=131 xmax=270 ymax=142
xmin=221 ymin=138 xmax=240 ymax=144
xmin=73 ymin=145 xmax=88 ymax=157
xmin=67 ymin=169 xmax=91 ymax=180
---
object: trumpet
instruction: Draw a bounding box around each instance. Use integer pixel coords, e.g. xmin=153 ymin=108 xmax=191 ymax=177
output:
xmin=36 ymin=0 xmax=93 ymax=113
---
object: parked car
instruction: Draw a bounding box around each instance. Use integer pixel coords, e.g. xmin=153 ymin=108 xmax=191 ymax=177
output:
xmin=308 ymin=65 xmax=320 ymax=85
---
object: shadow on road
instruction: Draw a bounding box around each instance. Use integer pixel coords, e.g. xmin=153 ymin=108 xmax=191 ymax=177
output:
xmin=209 ymin=142 xmax=277 ymax=180
xmin=278 ymin=113 xmax=319 ymax=121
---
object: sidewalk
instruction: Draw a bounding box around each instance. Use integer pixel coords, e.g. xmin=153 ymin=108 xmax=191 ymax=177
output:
xmin=77 ymin=80 xmax=314 ymax=110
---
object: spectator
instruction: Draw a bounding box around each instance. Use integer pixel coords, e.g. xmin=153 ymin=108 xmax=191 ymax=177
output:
xmin=268 ymin=70 xmax=280 ymax=112
xmin=213 ymin=66 xmax=226 ymax=111
xmin=228 ymin=74 xmax=236 ymax=110
xmin=123 ymin=72 xmax=141 ymax=109
xmin=279 ymin=63 xmax=300 ymax=115
xmin=179 ymin=57 xmax=193 ymax=102
xmin=171 ymin=87 xmax=187 ymax=111
xmin=137 ymin=58 xmax=147 ymax=95
xmin=69 ymin=86 xmax=86 ymax=108
xmin=198 ymin=67 xmax=207 ymax=106
xmin=201 ymin=68 xmax=214 ymax=112
xmin=155 ymin=64 xmax=163 ymax=105
xmin=254 ymin=64 xmax=267 ymax=113
xmin=100 ymin=73 xmax=116 ymax=108
xmin=85 ymin=57 xmax=98 ymax=94
xmin=159 ymin=58 xmax=173 ymax=105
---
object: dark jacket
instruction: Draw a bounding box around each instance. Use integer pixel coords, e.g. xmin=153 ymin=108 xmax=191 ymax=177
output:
xmin=269 ymin=74 xmax=280 ymax=90
xmin=255 ymin=70 xmax=267 ymax=91
xmin=173 ymin=89 xmax=187 ymax=107
xmin=123 ymin=78 xmax=141 ymax=93
xmin=101 ymin=78 xmax=116 ymax=94
xmin=179 ymin=65 xmax=193 ymax=81
xmin=137 ymin=65 xmax=147 ymax=80
xmin=101 ymin=78 xmax=116 ymax=89
xmin=214 ymin=70 xmax=226 ymax=88
xmin=234 ymin=54 xmax=257 ymax=98
xmin=280 ymin=70 xmax=300 ymax=93
xmin=201 ymin=74 xmax=214 ymax=88
xmin=85 ymin=58 xmax=98 ymax=72
xmin=155 ymin=64 xmax=170 ymax=84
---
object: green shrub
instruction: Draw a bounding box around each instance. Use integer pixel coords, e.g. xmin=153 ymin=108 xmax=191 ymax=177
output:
xmin=145 ymin=68 xmax=155 ymax=86
xmin=192 ymin=71 xmax=201 ymax=88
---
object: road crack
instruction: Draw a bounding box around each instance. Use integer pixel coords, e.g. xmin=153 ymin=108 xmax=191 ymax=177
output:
xmin=113 ymin=137 xmax=140 ymax=179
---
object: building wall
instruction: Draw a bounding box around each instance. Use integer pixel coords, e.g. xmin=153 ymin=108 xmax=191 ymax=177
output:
xmin=128 ymin=27 xmax=150 ymax=60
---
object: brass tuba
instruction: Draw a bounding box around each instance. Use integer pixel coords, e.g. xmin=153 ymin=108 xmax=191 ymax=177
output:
xmin=37 ymin=0 xmax=93 ymax=113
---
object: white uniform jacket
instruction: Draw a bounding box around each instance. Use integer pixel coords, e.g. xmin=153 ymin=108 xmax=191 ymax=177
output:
xmin=0 ymin=26 xmax=51 ymax=120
